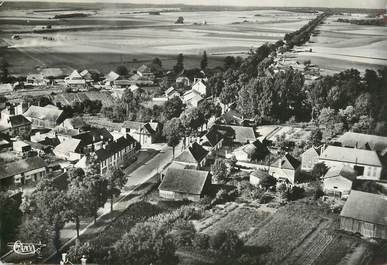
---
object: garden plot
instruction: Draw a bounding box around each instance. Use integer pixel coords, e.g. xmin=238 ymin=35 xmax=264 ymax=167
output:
xmin=194 ymin=202 xmax=274 ymax=236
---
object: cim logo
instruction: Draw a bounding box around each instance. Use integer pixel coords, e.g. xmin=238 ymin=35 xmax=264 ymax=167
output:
xmin=8 ymin=241 xmax=46 ymax=256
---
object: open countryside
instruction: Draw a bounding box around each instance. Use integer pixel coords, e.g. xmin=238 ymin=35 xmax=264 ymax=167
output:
xmin=0 ymin=1 xmax=387 ymax=265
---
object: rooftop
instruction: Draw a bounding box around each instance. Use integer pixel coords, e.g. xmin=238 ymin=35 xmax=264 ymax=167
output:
xmin=95 ymin=135 xmax=136 ymax=161
xmin=340 ymin=190 xmax=387 ymax=226
xmin=159 ymin=168 xmax=210 ymax=195
xmin=337 ymin=132 xmax=387 ymax=153
xmin=175 ymin=142 xmax=208 ymax=164
xmin=320 ymin=145 xmax=382 ymax=167
xmin=24 ymin=105 xmax=64 ymax=123
xmin=0 ymin=157 xmax=47 ymax=180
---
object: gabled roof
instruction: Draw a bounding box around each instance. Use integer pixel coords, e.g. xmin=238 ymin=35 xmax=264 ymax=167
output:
xmin=68 ymin=70 xmax=82 ymax=79
xmin=205 ymin=126 xmax=225 ymax=147
xmin=122 ymin=121 xmax=159 ymax=134
xmin=54 ymin=138 xmax=81 ymax=154
xmin=95 ymin=135 xmax=136 ymax=162
xmin=137 ymin=64 xmax=151 ymax=73
xmin=324 ymin=165 xmax=357 ymax=181
xmin=0 ymin=157 xmax=47 ymax=180
xmin=220 ymin=109 xmax=244 ymax=125
xmin=105 ymin=71 xmax=120 ymax=82
xmin=165 ymin=86 xmax=175 ymax=95
xmin=337 ymin=132 xmax=387 ymax=153
xmin=275 ymin=153 xmax=301 ymax=170
xmin=301 ymin=146 xmax=321 ymax=158
xmin=8 ymin=115 xmax=31 ymax=127
xmin=159 ymin=168 xmax=209 ymax=195
xmin=62 ymin=117 xmax=88 ymax=130
xmin=24 ymin=105 xmax=64 ymax=123
xmin=175 ymin=142 xmax=208 ymax=164
xmin=320 ymin=145 xmax=382 ymax=167
xmin=340 ymin=190 xmax=387 ymax=226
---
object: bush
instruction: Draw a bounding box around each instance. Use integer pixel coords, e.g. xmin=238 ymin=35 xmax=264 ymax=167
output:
xmin=209 ymin=230 xmax=243 ymax=257
xmin=259 ymin=193 xmax=274 ymax=204
xmin=192 ymin=233 xmax=210 ymax=250
xmin=173 ymin=220 xmax=196 ymax=248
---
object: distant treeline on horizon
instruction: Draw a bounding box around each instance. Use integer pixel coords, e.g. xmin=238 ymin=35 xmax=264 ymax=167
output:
xmin=1 ymin=1 xmax=384 ymax=14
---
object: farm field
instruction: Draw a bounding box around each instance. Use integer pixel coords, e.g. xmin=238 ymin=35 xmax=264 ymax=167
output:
xmin=197 ymin=200 xmax=373 ymax=265
xmin=0 ymin=2 xmax=316 ymax=75
xmin=294 ymin=14 xmax=387 ymax=74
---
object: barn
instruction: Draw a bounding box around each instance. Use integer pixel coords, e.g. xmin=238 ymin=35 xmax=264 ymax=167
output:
xmin=340 ymin=190 xmax=387 ymax=239
xmin=159 ymin=168 xmax=211 ymax=202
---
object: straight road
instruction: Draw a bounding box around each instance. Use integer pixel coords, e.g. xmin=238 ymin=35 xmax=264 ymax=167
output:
xmin=45 ymin=142 xmax=181 ymax=261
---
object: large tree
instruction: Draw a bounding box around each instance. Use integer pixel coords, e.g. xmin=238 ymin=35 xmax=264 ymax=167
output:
xmin=105 ymin=167 xmax=127 ymax=213
xmin=0 ymin=192 xmax=22 ymax=254
xmin=163 ymin=118 xmax=183 ymax=159
xmin=211 ymin=159 xmax=228 ymax=183
xmin=163 ymin=97 xmax=184 ymax=121
xmin=200 ymin=50 xmax=208 ymax=70
xmin=173 ymin=53 xmax=184 ymax=74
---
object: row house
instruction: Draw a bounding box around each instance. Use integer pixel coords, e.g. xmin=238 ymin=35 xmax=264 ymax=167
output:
xmin=75 ymin=134 xmax=138 ymax=174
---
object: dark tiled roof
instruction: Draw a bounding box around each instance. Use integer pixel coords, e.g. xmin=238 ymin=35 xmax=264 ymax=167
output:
xmin=276 ymin=153 xmax=301 ymax=170
xmin=175 ymin=143 xmax=209 ymax=164
xmin=0 ymin=157 xmax=47 ymax=180
xmin=205 ymin=126 xmax=224 ymax=147
xmin=73 ymin=128 xmax=113 ymax=145
xmin=159 ymin=168 xmax=209 ymax=195
xmin=9 ymin=115 xmax=31 ymax=127
xmin=95 ymin=135 xmax=136 ymax=162
xmin=340 ymin=190 xmax=387 ymax=226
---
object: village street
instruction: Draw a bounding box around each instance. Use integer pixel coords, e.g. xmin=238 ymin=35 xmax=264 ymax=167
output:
xmin=48 ymin=142 xmax=182 ymax=261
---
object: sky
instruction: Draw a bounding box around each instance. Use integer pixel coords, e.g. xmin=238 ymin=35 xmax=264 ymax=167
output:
xmin=5 ymin=0 xmax=387 ymax=9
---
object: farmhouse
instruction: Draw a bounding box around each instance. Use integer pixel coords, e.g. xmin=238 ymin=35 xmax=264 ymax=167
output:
xmin=323 ymin=165 xmax=357 ymax=198
xmin=227 ymin=140 xmax=270 ymax=162
xmin=64 ymin=70 xmax=87 ymax=86
xmin=165 ymin=87 xmax=180 ymax=99
xmin=340 ymin=190 xmax=387 ymax=239
xmin=24 ymin=105 xmax=67 ymax=129
xmin=0 ymin=157 xmax=47 ymax=191
xmin=269 ymin=153 xmax=301 ymax=184
xmin=182 ymin=89 xmax=204 ymax=107
xmin=72 ymin=127 xmax=114 ymax=154
xmin=174 ymin=142 xmax=209 ymax=169
xmin=191 ymin=79 xmax=207 ymax=95
xmin=0 ymin=113 xmax=31 ymax=138
xmin=211 ymin=124 xmax=256 ymax=145
xmin=53 ymin=138 xmax=83 ymax=161
xmin=122 ymin=121 xmax=161 ymax=145
xmin=300 ymin=146 xmax=321 ymax=171
xmin=26 ymin=73 xmax=49 ymax=86
xmin=199 ymin=125 xmax=225 ymax=153
xmin=319 ymin=145 xmax=383 ymax=180
xmin=337 ymin=132 xmax=387 ymax=154
xmin=159 ymin=168 xmax=211 ymax=201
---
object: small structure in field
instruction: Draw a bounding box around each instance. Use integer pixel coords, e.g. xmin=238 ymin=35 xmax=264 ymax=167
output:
xmin=340 ymin=190 xmax=387 ymax=239
xmin=159 ymin=168 xmax=211 ymax=201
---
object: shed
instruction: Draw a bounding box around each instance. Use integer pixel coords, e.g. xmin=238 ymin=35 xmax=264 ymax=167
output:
xmin=340 ymin=190 xmax=387 ymax=239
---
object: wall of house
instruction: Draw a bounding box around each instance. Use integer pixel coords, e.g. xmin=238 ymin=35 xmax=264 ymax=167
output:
xmin=301 ymin=154 xmax=319 ymax=171
xmin=319 ymin=159 xmax=382 ymax=180
xmin=13 ymin=167 xmax=46 ymax=186
xmin=323 ymin=177 xmax=352 ymax=198
xmin=340 ymin=217 xmax=387 ymax=240
xmin=250 ymin=175 xmax=260 ymax=186
xmin=159 ymin=190 xmax=201 ymax=202
xmin=99 ymin=145 xmax=136 ymax=174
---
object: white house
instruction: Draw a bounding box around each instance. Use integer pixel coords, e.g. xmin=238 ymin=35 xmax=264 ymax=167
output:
xmin=182 ymin=90 xmax=203 ymax=108
xmin=319 ymin=145 xmax=383 ymax=180
xmin=323 ymin=165 xmax=357 ymax=199
xmin=64 ymin=70 xmax=86 ymax=86
xmin=191 ymin=79 xmax=207 ymax=95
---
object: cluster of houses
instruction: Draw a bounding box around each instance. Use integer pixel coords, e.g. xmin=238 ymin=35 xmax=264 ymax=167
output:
xmin=0 ymin=102 xmax=142 ymax=196
xmin=156 ymin=110 xmax=387 ymax=240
